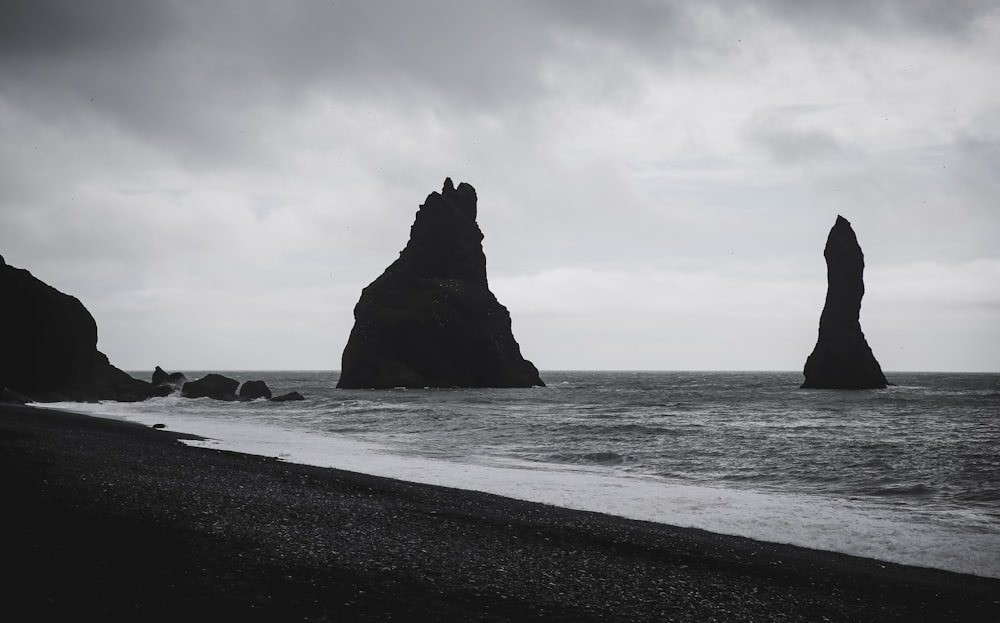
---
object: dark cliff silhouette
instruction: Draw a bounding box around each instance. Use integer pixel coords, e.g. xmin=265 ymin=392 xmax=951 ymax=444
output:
xmin=801 ymin=216 xmax=888 ymax=389
xmin=337 ymin=178 xmax=544 ymax=389
xmin=0 ymin=254 xmax=163 ymax=402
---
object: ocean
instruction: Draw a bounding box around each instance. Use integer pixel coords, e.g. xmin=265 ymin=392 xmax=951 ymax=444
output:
xmin=49 ymin=371 xmax=1000 ymax=579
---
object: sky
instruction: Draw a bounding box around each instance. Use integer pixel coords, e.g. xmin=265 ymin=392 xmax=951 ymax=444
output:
xmin=1 ymin=0 xmax=998 ymax=373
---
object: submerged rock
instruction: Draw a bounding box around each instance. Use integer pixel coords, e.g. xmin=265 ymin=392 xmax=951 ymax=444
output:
xmin=238 ymin=380 xmax=272 ymax=401
xmin=801 ymin=216 xmax=888 ymax=389
xmin=271 ymin=391 xmax=305 ymax=402
xmin=181 ymin=374 xmax=240 ymax=401
xmin=337 ymin=178 xmax=543 ymax=389
xmin=0 ymin=253 xmax=161 ymax=402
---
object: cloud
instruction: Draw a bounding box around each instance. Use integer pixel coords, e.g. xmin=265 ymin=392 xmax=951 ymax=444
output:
xmin=1 ymin=1 xmax=998 ymax=371
xmin=491 ymin=263 xmax=825 ymax=370
xmin=868 ymin=259 xmax=1000 ymax=311
xmin=0 ymin=1 xmax=174 ymax=58
xmin=752 ymin=0 xmax=998 ymax=38
xmin=863 ymin=259 xmax=1000 ymax=372
xmin=742 ymin=106 xmax=848 ymax=164
xmin=493 ymin=264 xmax=823 ymax=318
xmin=491 ymin=258 xmax=1000 ymax=372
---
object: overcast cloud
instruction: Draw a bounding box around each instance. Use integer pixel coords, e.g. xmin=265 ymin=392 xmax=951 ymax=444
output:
xmin=1 ymin=0 xmax=998 ymax=372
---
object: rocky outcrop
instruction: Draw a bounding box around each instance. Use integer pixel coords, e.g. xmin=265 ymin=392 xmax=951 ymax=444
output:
xmin=271 ymin=391 xmax=305 ymax=402
xmin=181 ymin=374 xmax=240 ymax=401
xmin=0 ymin=254 xmax=162 ymax=402
xmin=337 ymin=178 xmax=543 ymax=389
xmin=801 ymin=216 xmax=888 ymax=389
xmin=162 ymin=370 xmax=302 ymax=402
xmin=238 ymin=380 xmax=272 ymax=401
xmin=152 ymin=366 xmax=187 ymax=391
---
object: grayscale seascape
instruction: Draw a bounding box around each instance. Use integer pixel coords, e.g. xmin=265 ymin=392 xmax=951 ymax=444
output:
xmin=55 ymin=370 xmax=1000 ymax=579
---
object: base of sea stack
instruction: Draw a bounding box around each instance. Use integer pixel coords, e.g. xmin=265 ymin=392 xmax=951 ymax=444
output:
xmin=801 ymin=344 xmax=888 ymax=389
xmin=2 ymin=405 xmax=997 ymax=622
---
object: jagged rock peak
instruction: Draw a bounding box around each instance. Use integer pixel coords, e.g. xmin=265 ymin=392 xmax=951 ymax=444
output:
xmin=394 ymin=178 xmax=487 ymax=285
xmin=435 ymin=177 xmax=477 ymax=220
xmin=801 ymin=216 xmax=888 ymax=389
xmin=337 ymin=179 xmax=543 ymax=389
xmin=414 ymin=177 xmax=478 ymax=224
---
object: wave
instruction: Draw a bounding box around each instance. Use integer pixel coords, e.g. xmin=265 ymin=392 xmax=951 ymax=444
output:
xmin=862 ymin=483 xmax=936 ymax=498
xmin=47 ymin=370 xmax=1000 ymax=579
xmin=539 ymin=451 xmax=638 ymax=466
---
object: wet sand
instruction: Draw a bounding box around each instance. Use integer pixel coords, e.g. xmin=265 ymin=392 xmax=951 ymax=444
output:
xmin=2 ymin=403 xmax=998 ymax=622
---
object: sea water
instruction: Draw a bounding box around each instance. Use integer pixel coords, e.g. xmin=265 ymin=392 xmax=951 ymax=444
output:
xmin=48 ymin=371 xmax=1000 ymax=579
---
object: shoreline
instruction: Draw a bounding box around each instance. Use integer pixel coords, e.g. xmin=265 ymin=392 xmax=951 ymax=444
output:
xmin=46 ymin=390 xmax=1000 ymax=581
xmin=3 ymin=403 xmax=999 ymax=621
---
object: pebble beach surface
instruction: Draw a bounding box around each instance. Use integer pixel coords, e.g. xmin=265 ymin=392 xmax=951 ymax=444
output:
xmin=3 ymin=404 xmax=998 ymax=622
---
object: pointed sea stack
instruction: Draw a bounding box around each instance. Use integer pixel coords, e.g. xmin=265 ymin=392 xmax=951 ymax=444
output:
xmin=337 ymin=179 xmax=543 ymax=389
xmin=801 ymin=216 xmax=888 ymax=389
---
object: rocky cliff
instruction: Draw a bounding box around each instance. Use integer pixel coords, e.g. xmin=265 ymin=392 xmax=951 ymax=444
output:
xmin=0 ymin=254 xmax=161 ymax=402
xmin=337 ymin=179 xmax=543 ymax=389
xmin=801 ymin=216 xmax=888 ymax=389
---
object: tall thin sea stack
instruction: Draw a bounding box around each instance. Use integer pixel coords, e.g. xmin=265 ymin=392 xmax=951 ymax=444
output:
xmin=337 ymin=178 xmax=544 ymax=389
xmin=801 ymin=216 xmax=888 ymax=389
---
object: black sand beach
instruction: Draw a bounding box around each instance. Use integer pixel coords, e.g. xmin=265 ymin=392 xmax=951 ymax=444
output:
xmin=2 ymin=404 xmax=998 ymax=622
